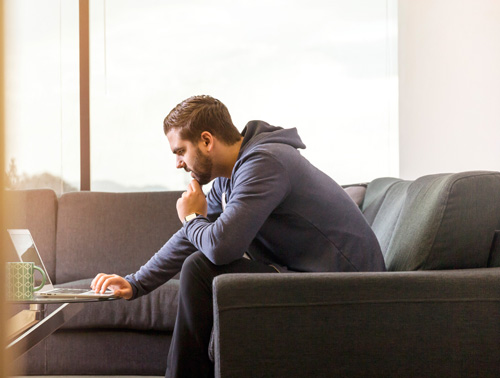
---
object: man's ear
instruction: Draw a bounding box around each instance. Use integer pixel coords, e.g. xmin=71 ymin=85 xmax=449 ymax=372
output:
xmin=200 ymin=131 xmax=213 ymax=151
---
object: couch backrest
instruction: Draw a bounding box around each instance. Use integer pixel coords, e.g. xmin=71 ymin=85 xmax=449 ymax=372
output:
xmin=4 ymin=189 xmax=58 ymax=281
xmin=56 ymin=191 xmax=183 ymax=283
xmin=362 ymin=171 xmax=500 ymax=271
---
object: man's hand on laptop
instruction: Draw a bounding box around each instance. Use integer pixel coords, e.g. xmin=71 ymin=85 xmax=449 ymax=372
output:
xmin=91 ymin=273 xmax=133 ymax=300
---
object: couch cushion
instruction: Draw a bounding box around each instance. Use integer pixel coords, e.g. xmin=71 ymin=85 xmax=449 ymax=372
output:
xmin=56 ymin=191 xmax=182 ymax=284
xmin=361 ymin=177 xmax=403 ymax=225
xmin=50 ymin=278 xmax=179 ymax=331
xmin=366 ymin=171 xmax=500 ymax=271
xmin=343 ymin=184 xmax=367 ymax=207
xmin=4 ymin=189 xmax=58 ymax=281
xmin=16 ymin=330 xmax=172 ymax=376
xmin=366 ymin=179 xmax=412 ymax=254
xmin=488 ymin=231 xmax=500 ymax=267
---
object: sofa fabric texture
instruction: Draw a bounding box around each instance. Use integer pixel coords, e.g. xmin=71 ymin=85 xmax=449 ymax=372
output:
xmin=55 ymin=279 xmax=179 ymax=331
xmin=213 ymin=270 xmax=500 ymax=378
xmin=56 ymin=191 xmax=183 ymax=283
xmin=6 ymin=170 xmax=500 ymax=376
xmin=364 ymin=171 xmax=500 ymax=271
xmin=488 ymin=230 xmax=500 ymax=266
xmin=5 ymin=189 xmax=58 ymax=281
xmin=8 ymin=190 xmax=184 ymax=376
xmin=18 ymin=330 xmax=172 ymax=375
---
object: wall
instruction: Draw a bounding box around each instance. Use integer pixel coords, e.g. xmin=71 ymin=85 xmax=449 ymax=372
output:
xmin=398 ymin=0 xmax=500 ymax=179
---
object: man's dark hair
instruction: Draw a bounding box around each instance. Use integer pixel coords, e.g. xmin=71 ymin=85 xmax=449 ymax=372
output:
xmin=163 ymin=95 xmax=241 ymax=145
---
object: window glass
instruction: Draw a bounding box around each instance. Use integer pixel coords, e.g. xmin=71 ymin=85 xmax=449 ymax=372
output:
xmin=90 ymin=0 xmax=398 ymax=191
xmin=4 ymin=0 xmax=80 ymax=196
xmin=4 ymin=0 xmax=397 ymax=193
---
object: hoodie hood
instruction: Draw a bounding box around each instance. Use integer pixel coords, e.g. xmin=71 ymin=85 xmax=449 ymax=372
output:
xmin=239 ymin=120 xmax=306 ymax=158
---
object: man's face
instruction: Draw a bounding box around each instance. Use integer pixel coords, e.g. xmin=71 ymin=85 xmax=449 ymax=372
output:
xmin=167 ymin=129 xmax=214 ymax=185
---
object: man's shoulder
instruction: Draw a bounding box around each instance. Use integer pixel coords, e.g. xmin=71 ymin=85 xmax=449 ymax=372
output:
xmin=233 ymin=144 xmax=301 ymax=187
xmin=240 ymin=142 xmax=300 ymax=162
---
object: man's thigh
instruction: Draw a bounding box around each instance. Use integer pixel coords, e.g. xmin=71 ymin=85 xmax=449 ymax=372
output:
xmin=182 ymin=251 xmax=278 ymax=280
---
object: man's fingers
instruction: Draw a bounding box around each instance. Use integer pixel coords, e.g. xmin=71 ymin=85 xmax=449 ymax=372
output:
xmin=190 ymin=179 xmax=202 ymax=192
xmin=91 ymin=273 xmax=106 ymax=290
xmin=93 ymin=273 xmax=114 ymax=293
xmin=95 ymin=274 xmax=109 ymax=291
xmin=101 ymin=277 xmax=115 ymax=293
xmin=183 ymin=180 xmax=203 ymax=198
xmin=90 ymin=274 xmax=100 ymax=289
xmin=91 ymin=273 xmax=132 ymax=299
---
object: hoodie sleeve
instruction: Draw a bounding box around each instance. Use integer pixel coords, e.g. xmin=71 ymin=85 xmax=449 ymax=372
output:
xmin=124 ymin=180 xmax=226 ymax=299
xmin=183 ymin=150 xmax=291 ymax=265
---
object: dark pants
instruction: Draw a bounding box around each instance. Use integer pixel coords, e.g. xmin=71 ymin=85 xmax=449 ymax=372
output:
xmin=165 ymin=251 xmax=278 ymax=378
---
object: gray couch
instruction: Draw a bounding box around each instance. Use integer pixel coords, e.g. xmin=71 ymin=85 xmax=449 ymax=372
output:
xmin=7 ymin=190 xmax=183 ymax=375
xmin=7 ymin=170 xmax=500 ymax=377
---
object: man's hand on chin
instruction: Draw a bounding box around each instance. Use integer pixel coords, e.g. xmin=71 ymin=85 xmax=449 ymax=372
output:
xmin=176 ymin=179 xmax=208 ymax=223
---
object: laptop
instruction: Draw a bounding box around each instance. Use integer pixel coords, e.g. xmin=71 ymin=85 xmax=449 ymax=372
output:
xmin=8 ymin=229 xmax=115 ymax=299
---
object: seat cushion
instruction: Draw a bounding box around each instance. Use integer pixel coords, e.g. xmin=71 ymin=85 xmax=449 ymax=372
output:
xmin=50 ymin=278 xmax=179 ymax=331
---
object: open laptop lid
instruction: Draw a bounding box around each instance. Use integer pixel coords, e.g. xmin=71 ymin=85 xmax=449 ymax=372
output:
xmin=8 ymin=229 xmax=115 ymax=299
xmin=8 ymin=229 xmax=55 ymax=292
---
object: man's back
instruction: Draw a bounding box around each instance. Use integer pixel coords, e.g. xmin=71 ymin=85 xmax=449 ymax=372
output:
xmin=207 ymin=120 xmax=386 ymax=272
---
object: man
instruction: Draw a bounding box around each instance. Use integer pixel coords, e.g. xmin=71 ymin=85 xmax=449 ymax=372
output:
xmin=92 ymin=95 xmax=386 ymax=378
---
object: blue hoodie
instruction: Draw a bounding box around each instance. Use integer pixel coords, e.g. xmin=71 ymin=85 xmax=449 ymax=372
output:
xmin=126 ymin=121 xmax=385 ymax=299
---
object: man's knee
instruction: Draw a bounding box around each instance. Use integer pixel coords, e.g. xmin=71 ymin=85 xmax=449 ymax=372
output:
xmin=182 ymin=251 xmax=211 ymax=270
xmin=180 ymin=251 xmax=214 ymax=282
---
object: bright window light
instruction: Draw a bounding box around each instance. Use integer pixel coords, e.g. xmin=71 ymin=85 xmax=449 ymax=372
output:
xmin=4 ymin=0 xmax=398 ymax=193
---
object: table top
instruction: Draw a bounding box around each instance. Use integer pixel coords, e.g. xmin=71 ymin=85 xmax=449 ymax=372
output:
xmin=8 ymin=296 xmax=118 ymax=305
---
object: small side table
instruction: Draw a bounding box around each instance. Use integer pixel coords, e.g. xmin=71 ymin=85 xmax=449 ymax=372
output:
xmin=7 ymin=297 xmax=115 ymax=358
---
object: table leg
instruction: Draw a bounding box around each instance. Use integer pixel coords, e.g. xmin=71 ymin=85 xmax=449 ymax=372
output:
xmin=7 ymin=304 xmax=46 ymax=341
xmin=7 ymin=302 xmax=84 ymax=359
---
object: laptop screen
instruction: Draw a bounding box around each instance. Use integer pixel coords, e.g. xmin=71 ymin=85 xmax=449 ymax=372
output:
xmin=8 ymin=229 xmax=54 ymax=287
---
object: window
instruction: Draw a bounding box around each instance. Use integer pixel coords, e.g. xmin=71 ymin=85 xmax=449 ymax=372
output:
xmin=5 ymin=0 xmax=398 ymax=193
xmin=90 ymin=0 xmax=398 ymax=190
xmin=4 ymin=0 xmax=79 ymax=196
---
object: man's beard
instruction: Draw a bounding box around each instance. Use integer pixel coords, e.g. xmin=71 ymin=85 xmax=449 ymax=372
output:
xmin=190 ymin=147 xmax=213 ymax=185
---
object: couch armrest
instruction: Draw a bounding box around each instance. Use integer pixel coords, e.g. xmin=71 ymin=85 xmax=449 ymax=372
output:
xmin=213 ymin=269 xmax=500 ymax=378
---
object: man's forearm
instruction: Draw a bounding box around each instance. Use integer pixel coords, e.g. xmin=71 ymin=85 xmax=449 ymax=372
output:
xmin=124 ymin=228 xmax=197 ymax=299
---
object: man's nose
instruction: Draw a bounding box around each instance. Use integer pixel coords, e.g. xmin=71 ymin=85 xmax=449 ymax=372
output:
xmin=176 ymin=156 xmax=185 ymax=169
